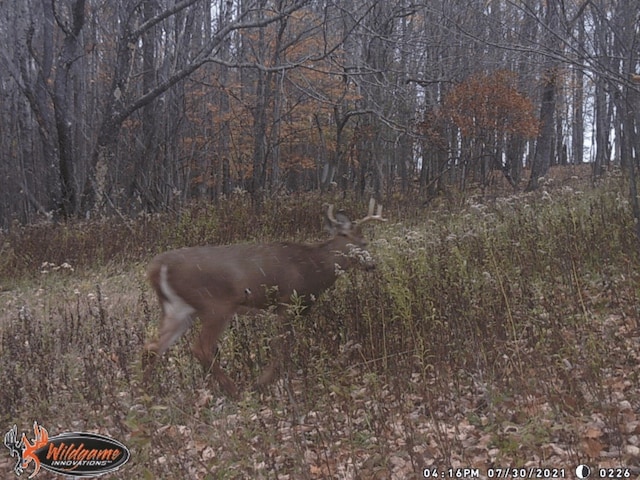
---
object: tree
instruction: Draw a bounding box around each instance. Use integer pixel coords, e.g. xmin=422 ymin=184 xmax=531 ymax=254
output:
xmin=2 ymin=0 xmax=640 ymax=226
xmin=526 ymin=1 xmax=560 ymax=192
xmin=443 ymin=70 xmax=539 ymax=188
xmin=2 ymin=0 xmax=309 ymax=218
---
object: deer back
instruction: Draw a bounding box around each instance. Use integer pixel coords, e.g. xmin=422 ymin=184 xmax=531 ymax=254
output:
xmin=147 ymin=237 xmax=362 ymax=313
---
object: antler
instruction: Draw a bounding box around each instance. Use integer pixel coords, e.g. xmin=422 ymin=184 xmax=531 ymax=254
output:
xmin=325 ymin=203 xmax=339 ymax=226
xmin=326 ymin=199 xmax=387 ymax=226
xmin=356 ymin=198 xmax=387 ymax=224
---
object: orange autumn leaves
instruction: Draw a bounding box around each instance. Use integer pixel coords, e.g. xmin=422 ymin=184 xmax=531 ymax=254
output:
xmin=443 ymin=70 xmax=539 ymax=140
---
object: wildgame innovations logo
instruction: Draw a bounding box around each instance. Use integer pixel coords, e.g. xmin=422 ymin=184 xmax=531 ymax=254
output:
xmin=4 ymin=421 xmax=130 ymax=478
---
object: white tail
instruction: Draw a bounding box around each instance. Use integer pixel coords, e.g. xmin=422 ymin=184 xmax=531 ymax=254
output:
xmin=143 ymin=199 xmax=386 ymax=397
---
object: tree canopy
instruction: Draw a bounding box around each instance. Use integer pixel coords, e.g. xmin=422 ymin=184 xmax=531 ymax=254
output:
xmin=0 ymin=0 xmax=639 ymax=225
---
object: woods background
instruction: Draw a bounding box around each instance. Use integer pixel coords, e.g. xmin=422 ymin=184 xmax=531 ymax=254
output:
xmin=1 ymin=0 xmax=639 ymax=227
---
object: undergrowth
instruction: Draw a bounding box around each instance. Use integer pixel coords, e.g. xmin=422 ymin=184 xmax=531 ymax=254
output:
xmin=1 ymin=177 xmax=639 ymax=478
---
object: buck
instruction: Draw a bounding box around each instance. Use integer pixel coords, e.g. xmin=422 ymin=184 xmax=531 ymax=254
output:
xmin=143 ymin=199 xmax=386 ymax=397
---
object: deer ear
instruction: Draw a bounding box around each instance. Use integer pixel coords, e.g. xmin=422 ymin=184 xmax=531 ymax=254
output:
xmin=324 ymin=216 xmax=337 ymax=235
xmin=334 ymin=213 xmax=353 ymax=235
xmin=324 ymin=211 xmax=352 ymax=235
xmin=334 ymin=212 xmax=352 ymax=227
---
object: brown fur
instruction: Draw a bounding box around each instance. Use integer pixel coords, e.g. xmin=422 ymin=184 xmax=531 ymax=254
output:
xmin=143 ymin=204 xmax=384 ymax=397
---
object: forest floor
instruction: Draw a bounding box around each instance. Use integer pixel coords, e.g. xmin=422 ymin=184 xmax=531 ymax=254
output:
xmin=1 ymin=166 xmax=640 ymax=479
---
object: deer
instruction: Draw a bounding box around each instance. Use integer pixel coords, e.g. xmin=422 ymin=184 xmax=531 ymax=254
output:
xmin=143 ymin=199 xmax=387 ymax=397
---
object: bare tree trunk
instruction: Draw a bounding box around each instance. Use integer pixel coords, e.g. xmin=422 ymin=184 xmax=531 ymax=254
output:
xmin=527 ymin=2 xmax=559 ymax=192
xmin=131 ymin=0 xmax=159 ymax=210
xmin=527 ymin=73 xmax=556 ymax=191
xmin=571 ymin=24 xmax=585 ymax=166
xmin=52 ymin=0 xmax=86 ymax=215
xmin=592 ymin=79 xmax=609 ymax=177
xmin=251 ymin=66 xmax=269 ymax=199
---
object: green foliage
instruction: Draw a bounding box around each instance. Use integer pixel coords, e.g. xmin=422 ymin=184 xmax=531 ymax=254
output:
xmin=328 ymin=182 xmax=608 ymax=387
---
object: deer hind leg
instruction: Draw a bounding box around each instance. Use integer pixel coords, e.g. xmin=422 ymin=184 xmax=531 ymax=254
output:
xmin=192 ymin=311 xmax=238 ymax=398
xmin=143 ymin=294 xmax=195 ymax=378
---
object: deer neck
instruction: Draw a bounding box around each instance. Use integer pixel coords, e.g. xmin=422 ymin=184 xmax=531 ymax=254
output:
xmin=317 ymin=236 xmax=358 ymax=271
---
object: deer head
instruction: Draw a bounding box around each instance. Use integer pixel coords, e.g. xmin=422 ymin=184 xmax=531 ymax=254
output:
xmin=143 ymin=199 xmax=386 ymax=397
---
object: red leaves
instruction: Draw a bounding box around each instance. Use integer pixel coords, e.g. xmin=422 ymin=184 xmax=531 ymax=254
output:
xmin=443 ymin=70 xmax=539 ymax=139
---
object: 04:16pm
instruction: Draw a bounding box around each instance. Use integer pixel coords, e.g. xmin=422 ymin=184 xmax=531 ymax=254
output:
xmin=423 ymin=468 xmax=481 ymax=478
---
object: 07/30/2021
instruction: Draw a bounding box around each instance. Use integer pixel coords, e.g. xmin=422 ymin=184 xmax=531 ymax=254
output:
xmin=422 ymin=467 xmax=569 ymax=478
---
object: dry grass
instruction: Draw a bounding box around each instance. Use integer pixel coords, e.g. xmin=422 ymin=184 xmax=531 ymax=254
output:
xmin=2 ymin=172 xmax=640 ymax=479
